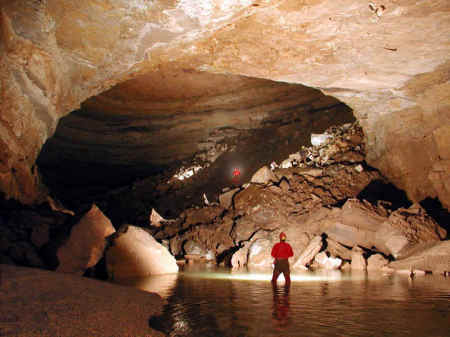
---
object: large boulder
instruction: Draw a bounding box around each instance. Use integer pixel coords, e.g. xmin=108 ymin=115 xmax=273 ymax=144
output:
xmin=376 ymin=204 xmax=447 ymax=259
xmin=57 ymin=204 xmax=115 ymax=274
xmin=106 ymin=225 xmax=178 ymax=279
xmin=292 ymin=235 xmax=322 ymax=270
xmin=247 ymin=238 xmax=273 ymax=269
xmin=320 ymin=199 xmax=386 ymax=249
xmin=319 ymin=199 xmax=445 ymax=259
xmin=388 ymin=241 xmax=450 ymax=275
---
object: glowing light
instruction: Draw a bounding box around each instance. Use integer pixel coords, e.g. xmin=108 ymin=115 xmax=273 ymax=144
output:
xmin=182 ymin=270 xmax=359 ymax=283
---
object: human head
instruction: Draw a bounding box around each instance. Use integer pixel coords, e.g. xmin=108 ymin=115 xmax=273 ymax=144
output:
xmin=280 ymin=232 xmax=287 ymax=241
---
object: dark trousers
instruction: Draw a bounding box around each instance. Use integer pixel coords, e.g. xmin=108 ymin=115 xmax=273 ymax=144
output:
xmin=272 ymin=258 xmax=291 ymax=286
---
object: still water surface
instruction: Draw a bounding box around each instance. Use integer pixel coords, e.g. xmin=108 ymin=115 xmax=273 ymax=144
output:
xmin=115 ymin=265 xmax=450 ymax=337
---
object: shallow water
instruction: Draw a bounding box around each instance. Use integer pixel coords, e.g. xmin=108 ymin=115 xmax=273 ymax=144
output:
xmin=115 ymin=265 xmax=450 ymax=337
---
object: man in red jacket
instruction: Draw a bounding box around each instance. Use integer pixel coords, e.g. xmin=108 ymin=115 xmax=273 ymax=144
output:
xmin=271 ymin=232 xmax=294 ymax=287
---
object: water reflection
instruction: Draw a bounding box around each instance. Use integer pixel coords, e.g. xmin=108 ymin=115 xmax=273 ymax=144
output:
xmin=115 ymin=266 xmax=450 ymax=337
xmin=114 ymin=273 xmax=178 ymax=299
xmin=272 ymin=284 xmax=291 ymax=331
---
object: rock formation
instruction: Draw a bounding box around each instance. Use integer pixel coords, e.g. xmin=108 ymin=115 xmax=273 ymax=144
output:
xmin=147 ymin=122 xmax=448 ymax=274
xmin=0 ymin=0 xmax=448 ymax=212
xmin=56 ymin=204 xmax=115 ymax=275
xmin=0 ymin=1 xmax=449 ymax=285
xmin=106 ymin=225 xmax=178 ymax=279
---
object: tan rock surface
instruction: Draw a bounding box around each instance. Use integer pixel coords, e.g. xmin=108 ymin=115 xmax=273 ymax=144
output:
xmin=57 ymin=204 xmax=115 ymax=274
xmin=292 ymin=235 xmax=322 ymax=270
xmin=106 ymin=225 xmax=178 ymax=279
xmin=0 ymin=0 xmax=449 ymax=209
xmin=367 ymin=253 xmax=389 ymax=270
xmin=351 ymin=246 xmax=367 ymax=271
xmin=0 ymin=264 xmax=165 ymax=337
xmin=389 ymin=240 xmax=450 ymax=274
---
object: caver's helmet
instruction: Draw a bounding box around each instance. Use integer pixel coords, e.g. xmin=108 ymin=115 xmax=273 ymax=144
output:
xmin=280 ymin=232 xmax=287 ymax=241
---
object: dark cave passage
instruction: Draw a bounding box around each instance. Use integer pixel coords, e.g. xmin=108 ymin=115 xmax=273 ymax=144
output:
xmin=37 ymin=70 xmax=355 ymax=223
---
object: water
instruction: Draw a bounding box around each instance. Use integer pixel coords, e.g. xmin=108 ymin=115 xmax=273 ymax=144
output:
xmin=115 ymin=265 xmax=450 ymax=337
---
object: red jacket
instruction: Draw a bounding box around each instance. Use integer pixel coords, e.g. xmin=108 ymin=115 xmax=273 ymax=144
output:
xmin=271 ymin=241 xmax=294 ymax=259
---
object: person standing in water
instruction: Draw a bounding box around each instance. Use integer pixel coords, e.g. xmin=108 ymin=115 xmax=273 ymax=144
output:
xmin=271 ymin=232 xmax=294 ymax=287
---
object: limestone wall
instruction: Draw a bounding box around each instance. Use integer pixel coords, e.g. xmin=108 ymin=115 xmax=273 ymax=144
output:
xmin=0 ymin=0 xmax=449 ymax=208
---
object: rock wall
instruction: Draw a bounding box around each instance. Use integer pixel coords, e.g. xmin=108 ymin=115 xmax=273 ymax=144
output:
xmin=0 ymin=0 xmax=449 ymax=208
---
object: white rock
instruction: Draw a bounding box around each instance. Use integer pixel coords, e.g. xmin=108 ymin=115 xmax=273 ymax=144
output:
xmin=314 ymin=252 xmax=342 ymax=270
xmin=311 ymin=133 xmax=332 ymax=146
xmin=106 ymin=226 xmax=178 ymax=279
xmin=150 ymin=208 xmax=166 ymax=227
xmin=355 ymin=164 xmax=364 ymax=173
xmin=280 ymin=159 xmax=293 ymax=168
xmin=203 ymin=193 xmax=209 ymax=205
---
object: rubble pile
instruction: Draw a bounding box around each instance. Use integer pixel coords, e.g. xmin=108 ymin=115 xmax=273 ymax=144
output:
xmin=272 ymin=122 xmax=365 ymax=170
xmin=145 ymin=122 xmax=448 ymax=275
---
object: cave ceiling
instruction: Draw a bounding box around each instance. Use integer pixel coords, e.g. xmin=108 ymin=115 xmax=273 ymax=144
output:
xmin=0 ymin=0 xmax=449 ymax=209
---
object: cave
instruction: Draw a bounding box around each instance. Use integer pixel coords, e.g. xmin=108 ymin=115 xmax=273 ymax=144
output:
xmin=1 ymin=1 xmax=449 ymax=337
xmin=37 ymin=69 xmax=355 ymax=223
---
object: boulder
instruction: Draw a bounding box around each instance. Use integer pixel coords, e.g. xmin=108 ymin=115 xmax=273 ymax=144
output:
xmin=106 ymin=225 xmax=178 ymax=279
xmin=57 ymin=204 xmax=115 ymax=275
xmin=321 ymin=200 xmax=445 ymax=259
xmin=280 ymin=158 xmax=293 ymax=169
xmin=388 ymin=240 xmax=450 ymax=275
xmin=219 ymin=188 xmax=240 ymax=209
xmin=149 ymin=208 xmax=167 ymax=227
xmin=367 ymin=254 xmax=389 ymax=270
xmin=313 ymin=252 xmax=342 ymax=270
xmin=292 ymin=235 xmax=322 ymax=270
xmin=321 ymin=199 xmax=385 ymax=249
xmin=311 ymin=133 xmax=332 ymax=146
xmin=350 ymin=246 xmax=366 ymax=270
xmin=325 ymin=238 xmax=352 ymax=261
xmin=247 ymin=238 xmax=273 ymax=269
xmin=376 ymin=203 xmax=446 ymax=259
xmin=250 ymin=166 xmax=278 ymax=185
